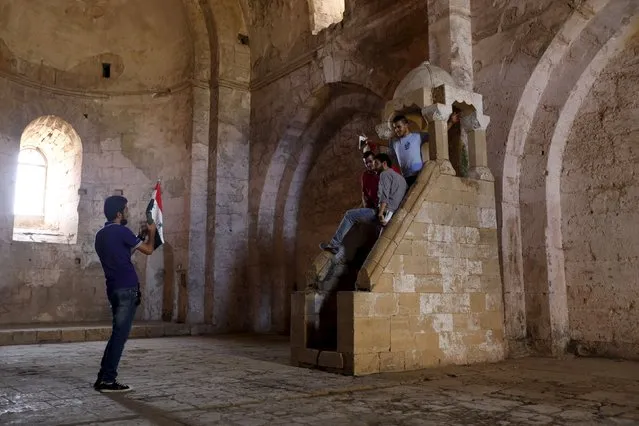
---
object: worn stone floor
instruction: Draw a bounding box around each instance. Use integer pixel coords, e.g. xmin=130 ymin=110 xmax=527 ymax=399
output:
xmin=0 ymin=335 xmax=638 ymax=425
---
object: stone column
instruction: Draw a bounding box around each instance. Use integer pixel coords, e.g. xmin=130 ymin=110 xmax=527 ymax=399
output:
xmin=422 ymin=104 xmax=455 ymax=175
xmin=427 ymin=0 xmax=473 ymax=91
xmin=186 ymin=83 xmax=211 ymax=324
xmin=462 ymin=112 xmax=493 ymax=181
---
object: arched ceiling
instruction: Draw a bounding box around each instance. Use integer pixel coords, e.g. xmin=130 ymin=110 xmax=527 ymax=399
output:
xmin=0 ymin=0 xmax=193 ymax=92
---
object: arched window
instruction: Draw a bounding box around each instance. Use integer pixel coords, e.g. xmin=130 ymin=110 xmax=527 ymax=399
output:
xmin=13 ymin=116 xmax=82 ymax=244
xmin=14 ymin=148 xmax=47 ymax=216
xmin=308 ymin=0 xmax=345 ymax=35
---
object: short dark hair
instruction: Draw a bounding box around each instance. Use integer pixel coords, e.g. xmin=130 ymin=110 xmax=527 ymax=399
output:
xmin=363 ymin=151 xmax=375 ymax=160
xmin=392 ymin=115 xmax=409 ymax=124
xmin=104 ymin=195 xmax=128 ymax=221
xmin=375 ymin=153 xmax=392 ymax=168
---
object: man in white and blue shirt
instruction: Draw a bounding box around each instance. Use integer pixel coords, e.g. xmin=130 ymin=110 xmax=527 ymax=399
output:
xmin=390 ymin=115 xmax=427 ymax=187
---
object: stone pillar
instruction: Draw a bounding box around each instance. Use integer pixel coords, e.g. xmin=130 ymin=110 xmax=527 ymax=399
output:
xmin=427 ymin=0 xmax=473 ymax=90
xmin=462 ymin=112 xmax=493 ymax=181
xmin=186 ymin=83 xmax=211 ymax=324
xmin=422 ymin=104 xmax=455 ymax=175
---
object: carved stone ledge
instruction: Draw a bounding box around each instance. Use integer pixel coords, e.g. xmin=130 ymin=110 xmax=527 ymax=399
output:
xmin=422 ymin=104 xmax=453 ymax=123
xmin=461 ymin=112 xmax=490 ymax=132
xmin=468 ymin=166 xmax=494 ymax=182
xmin=436 ymin=159 xmax=456 ymax=176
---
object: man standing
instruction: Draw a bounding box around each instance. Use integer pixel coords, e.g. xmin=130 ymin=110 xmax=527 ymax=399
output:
xmin=361 ymin=151 xmax=379 ymax=208
xmin=320 ymin=153 xmax=407 ymax=254
xmin=93 ymin=195 xmax=156 ymax=393
xmin=390 ymin=115 xmax=426 ymax=187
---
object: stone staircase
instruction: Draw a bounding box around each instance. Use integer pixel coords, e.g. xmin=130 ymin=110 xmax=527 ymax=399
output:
xmin=292 ymin=160 xmax=505 ymax=375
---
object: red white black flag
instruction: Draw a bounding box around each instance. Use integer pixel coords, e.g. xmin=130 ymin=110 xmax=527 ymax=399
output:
xmin=145 ymin=181 xmax=164 ymax=249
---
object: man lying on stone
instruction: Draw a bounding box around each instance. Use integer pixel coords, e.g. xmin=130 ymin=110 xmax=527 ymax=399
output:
xmin=320 ymin=153 xmax=407 ymax=255
xmin=390 ymin=115 xmax=427 ymax=187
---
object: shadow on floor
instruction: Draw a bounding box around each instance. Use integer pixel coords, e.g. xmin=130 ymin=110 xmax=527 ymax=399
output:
xmin=184 ymin=333 xmax=292 ymax=367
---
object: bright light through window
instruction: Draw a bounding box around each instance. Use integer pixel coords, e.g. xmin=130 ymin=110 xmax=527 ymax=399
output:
xmin=14 ymin=148 xmax=46 ymax=216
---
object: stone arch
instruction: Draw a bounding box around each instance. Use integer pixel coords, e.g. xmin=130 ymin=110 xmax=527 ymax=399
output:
xmin=500 ymin=0 xmax=637 ymax=353
xmin=544 ymin=16 xmax=639 ymax=353
xmin=252 ymin=83 xmax=384 ymax=332
xmin=13 ymin=115 xmax=83 ymax=244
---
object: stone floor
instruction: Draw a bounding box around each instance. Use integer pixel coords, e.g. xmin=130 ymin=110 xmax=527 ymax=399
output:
xmin=1 ymin=335 xmax=638 ymax=425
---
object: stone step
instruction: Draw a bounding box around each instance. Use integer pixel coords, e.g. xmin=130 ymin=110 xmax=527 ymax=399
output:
xmin=0 ymin=321 xmax=214 ymax=346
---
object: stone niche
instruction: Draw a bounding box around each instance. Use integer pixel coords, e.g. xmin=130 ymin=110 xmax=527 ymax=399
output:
xmin=290 ymin=61 xmax=505 ymax=375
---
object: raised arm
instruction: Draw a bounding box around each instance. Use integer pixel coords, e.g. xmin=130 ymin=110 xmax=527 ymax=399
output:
xmin=136 ymin=223 xmax=157 ymax=255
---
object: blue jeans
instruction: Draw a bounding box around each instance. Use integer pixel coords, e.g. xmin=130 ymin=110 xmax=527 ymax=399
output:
xmin=330 ymin=208 xmax=378 ymax=247
xmin=98 ymin=287 xmax=138 ymax=383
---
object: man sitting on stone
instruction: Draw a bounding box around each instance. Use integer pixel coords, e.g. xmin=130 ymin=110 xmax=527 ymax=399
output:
xmin=390 ymin=115 xmax=427 ymax=187
xmin=361 ymin=150 xmax=379 ymax=208
xmin=320 ymin=153 xmax=407 ymax=255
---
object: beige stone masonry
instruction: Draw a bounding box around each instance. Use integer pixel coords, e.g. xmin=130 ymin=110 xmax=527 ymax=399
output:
xmin=291 ymin=159 xmax=506 ymax=375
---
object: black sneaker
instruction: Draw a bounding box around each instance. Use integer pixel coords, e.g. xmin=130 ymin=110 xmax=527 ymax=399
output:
xmin=94 ymin=381 xmax=133 ymax=393
xmin=319 ymin=242 xmax=339 ymax=254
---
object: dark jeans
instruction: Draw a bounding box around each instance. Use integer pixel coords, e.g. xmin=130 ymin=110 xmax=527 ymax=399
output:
xmin=405 ymin=175 xmax=418 ymax=187
xmin=98 ymin=287 xmax=138 ymax=383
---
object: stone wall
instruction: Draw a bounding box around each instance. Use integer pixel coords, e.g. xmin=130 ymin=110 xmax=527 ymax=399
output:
xmin=471 ymin=0 xmax=574 ymax=350
xmin=0 ymin=78 xmax=191 ymax=324
xmin=561 ymin=31 xmax=639 ymax=358
xmin=0 ymin=0 xmax=193 ymax=92
xmin=473 ymin=0 xmax=638 ymax=355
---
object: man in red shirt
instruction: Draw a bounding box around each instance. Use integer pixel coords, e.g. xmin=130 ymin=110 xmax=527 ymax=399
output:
xmin=359 ymin=135 xmax=402 ymax=175
xmin=361 ymin=151 xmax=379 ymax=208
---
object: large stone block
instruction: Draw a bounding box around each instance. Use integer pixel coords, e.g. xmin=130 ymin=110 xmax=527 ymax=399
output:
xmin=379 ymin=351 xmax=406 ymax=372
xmin=401 ymin=256 xmax=440 ymax=275
xmin=420 ymin=293 xmax=471 ymax=314
xmin=353 ymin=317 xmax=390 ymax=353
xmin=337 ymin=317 xmax=354 ymax=353
xmin=318 ymin=351 xmax=344 ymax=369
xmin=61 ymin=329 xmax=86 ymax=343
xmin=470 ymin=293 xmax=486 ymax=312
xmin=0 ymin=332 xmax=13 ymax=346
xmin=415 ymin=201 xmax=453 ymax=224
xmin=390 ymin=316 xmax=413 ymax=351
xmin=293 ymin=347 xmax=319 ymax=366
xmin=373 ymin=273 xmax=394 ymax=292
xmin=398 ymin=293 xmax=420 ymax=316
xmin=36 ymin=330 xmax=62 ymax=343
xmin=86 ymin=327 xmax=111 ymax=342
xmin=479 ymin=311 xmax=505 ymax=330
xmin=338 ymin=291 xmax=398 ymax=318
xmin=351 ymin=352 xmax=381 ymax=376
xmin=414 ymin=274 xmax=444 ymax=292
xmin=414 ymin=331 xmax=440 ymax=352
xmin=453 ymin=313 xmax=482 ymax=331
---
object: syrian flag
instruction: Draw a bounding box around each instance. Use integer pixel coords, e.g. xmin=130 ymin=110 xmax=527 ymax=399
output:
xmin=145 ymin=181 xmax=164 ymax=249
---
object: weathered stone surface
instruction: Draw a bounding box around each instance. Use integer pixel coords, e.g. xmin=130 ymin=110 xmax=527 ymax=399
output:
xmin=1 ymin=0 xmax=638 ymax=364
xmin=1 ymin=337 xmax=639 ymax=425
